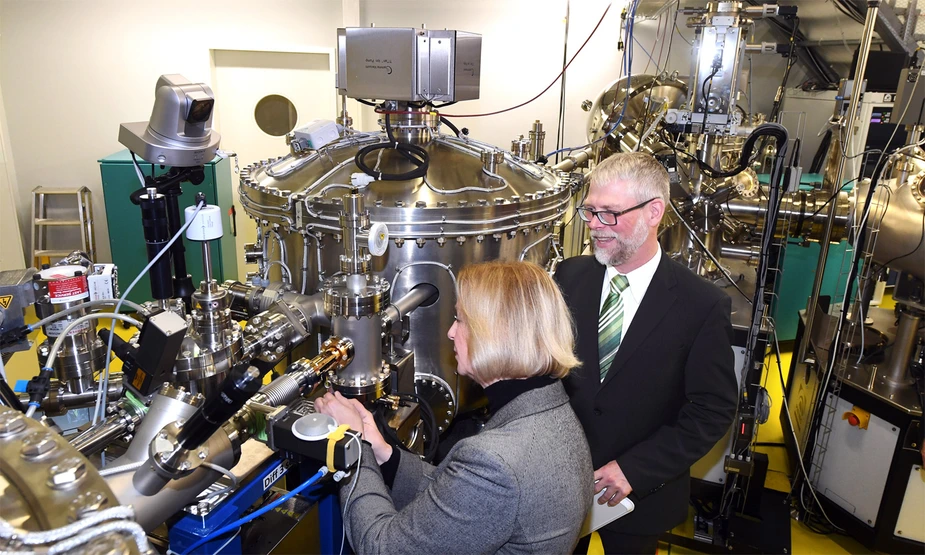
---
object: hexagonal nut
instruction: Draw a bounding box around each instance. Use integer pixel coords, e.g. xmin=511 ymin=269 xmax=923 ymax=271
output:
xmin=0 ymin=411 xmax=27 ymax=437
xmin=47 ymin=456 xmax=87 ymax=489
xmin=20 ymin=430 xmax=58 ymax=459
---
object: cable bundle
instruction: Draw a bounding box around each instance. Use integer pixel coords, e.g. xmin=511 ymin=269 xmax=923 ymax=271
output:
xmin=354 ymin=112 xmax=430 ymax=181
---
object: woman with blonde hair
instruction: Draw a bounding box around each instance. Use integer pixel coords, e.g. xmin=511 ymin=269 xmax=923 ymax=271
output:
xmin=316 ymin=260 xmax=593 ymax=554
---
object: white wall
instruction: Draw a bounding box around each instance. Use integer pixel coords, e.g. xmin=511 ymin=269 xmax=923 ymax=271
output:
xmin=0 ymin=0 xmax=344 ymax=263
xmin=0 ymin=0 xmax=814 ymax=266
xmin=359 ymin=0 xmax=809 ymax=156
xmin=0 ymin=77 xmax=24 ymax=270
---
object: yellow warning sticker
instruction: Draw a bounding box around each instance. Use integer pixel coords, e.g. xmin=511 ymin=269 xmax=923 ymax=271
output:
xmin=132 ymin=369 xmax=146 ymax=390
xmin=0 ymin=295 xmax=12 ymax=310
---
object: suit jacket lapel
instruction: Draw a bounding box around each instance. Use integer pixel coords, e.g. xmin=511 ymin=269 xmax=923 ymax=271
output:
xmin=574 ymin=260 xmax=606 ymax=387
xmin=600 ymin=254 xmax=678 ymax=389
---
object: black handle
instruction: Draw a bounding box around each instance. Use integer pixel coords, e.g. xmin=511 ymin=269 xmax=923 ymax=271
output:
xmin=177 ymin=361 xmax=266 ymax=450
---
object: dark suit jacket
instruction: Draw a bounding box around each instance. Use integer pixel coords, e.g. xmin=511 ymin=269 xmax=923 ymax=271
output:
xmin=554 ymin=253 xmax=737 ymax=536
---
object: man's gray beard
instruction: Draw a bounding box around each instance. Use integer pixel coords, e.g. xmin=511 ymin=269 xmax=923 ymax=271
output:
xmin=592 ymin=217 xmax=649 ymax=267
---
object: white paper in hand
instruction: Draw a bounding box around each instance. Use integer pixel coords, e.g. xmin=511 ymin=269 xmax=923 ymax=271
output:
xmin=579 ymin=491 xmax=635 ymax=537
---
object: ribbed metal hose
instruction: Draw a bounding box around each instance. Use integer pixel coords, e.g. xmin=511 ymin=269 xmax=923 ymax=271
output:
xmin=254 ymin=373 xmax=302 ymax=407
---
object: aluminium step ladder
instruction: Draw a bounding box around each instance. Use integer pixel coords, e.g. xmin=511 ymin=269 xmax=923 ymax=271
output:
xmin=30 ymin=186 xmax=95 ymax=268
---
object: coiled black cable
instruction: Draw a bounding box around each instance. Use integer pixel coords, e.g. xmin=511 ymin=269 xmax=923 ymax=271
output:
xmin=373 ymin=391 xmax=440 ymax=462
xmin=354 ymin=112 xmax=430 ymax=181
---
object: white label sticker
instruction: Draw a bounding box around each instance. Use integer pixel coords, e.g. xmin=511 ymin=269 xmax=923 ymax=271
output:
xmin=262 ymin=460 xmax=291 ymax=492
xmin=45 ymin=320 xmax=91 ymax=338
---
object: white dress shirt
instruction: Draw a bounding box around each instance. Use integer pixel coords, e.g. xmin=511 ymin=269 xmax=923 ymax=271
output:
xmin=599 ymin=245 xmax=662 ymax=356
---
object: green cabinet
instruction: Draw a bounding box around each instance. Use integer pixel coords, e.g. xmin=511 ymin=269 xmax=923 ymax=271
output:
xmin=99 ymin=150 xmax=238 ymax=306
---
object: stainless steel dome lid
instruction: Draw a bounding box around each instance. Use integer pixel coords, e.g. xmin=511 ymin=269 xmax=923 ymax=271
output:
xmin=238 ymin=131 xmax=574 ymax=238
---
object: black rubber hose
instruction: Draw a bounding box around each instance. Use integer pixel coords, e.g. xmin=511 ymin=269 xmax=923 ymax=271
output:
xmin=703 ymin=123 xmax=790 ymax=179
xmin=353 ymin=112 xmax=430 ymax=181
xmin=372 ymin=392 xmax=440 ymax=463
xmin=355 ymin=143 xmax=430 ymax=181
xmin=439 ymin=116 xmax=461 ymax=138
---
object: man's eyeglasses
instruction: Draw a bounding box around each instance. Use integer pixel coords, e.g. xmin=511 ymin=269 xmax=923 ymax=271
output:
xmin=576 ymin=198 xmax=658 ymax=226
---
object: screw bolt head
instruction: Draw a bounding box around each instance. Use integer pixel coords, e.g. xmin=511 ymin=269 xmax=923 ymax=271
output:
xmin=0 ymin=412 xmax=27 ymax=437
xmin=21 ymin=431 xmax=57 ymax=459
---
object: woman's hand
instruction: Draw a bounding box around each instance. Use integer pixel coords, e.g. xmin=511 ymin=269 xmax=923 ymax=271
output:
xmin=315 ymin=391 xmax=393 ymax=465
xmin=315 ymin=391 xmax=365 ymax=435
xmin=344 ymin=396 xmax=393 ymax=465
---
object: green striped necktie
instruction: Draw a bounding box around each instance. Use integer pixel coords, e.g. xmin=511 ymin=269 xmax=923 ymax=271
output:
xmin=598 ymin=274 xmax=630 ymax=381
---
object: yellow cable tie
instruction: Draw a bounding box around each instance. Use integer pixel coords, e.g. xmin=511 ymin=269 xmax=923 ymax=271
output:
xmin=326 ymin=424 xmax=351 ymax=470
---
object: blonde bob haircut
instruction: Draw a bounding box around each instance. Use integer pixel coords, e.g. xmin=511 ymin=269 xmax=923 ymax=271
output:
xmin=456 ymin=261 xmax=579 ymax=383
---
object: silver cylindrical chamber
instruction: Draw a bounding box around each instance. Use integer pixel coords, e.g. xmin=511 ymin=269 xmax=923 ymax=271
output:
xmin=857 ymin=176 xmax=925 ymax=280
xmin=32 ymin=266 xmax=105 ymax=393
xmin=879 ymin=309 xmax=922 ymax=389
xmin=529 ymin=120 xmax=545 ymax=161
xmin=113 ymin=384 xmax=202 ymax=464
xmin=332 ymin=313 xmax=389 ymax=399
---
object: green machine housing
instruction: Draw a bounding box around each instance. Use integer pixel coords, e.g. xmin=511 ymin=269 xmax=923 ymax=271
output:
xmin=99 ymin=150 xmax=238 ymax=306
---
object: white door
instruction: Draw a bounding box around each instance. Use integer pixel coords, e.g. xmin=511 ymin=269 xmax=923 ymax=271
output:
xmin=0 ymin=81 xmax=25 ymax=271
xmin=210 ymin=49 xmax=337 ymax=278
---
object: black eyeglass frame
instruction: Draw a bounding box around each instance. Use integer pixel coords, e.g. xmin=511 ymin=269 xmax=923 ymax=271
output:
xmin=576 ymin=197 xmax=659 ymax=226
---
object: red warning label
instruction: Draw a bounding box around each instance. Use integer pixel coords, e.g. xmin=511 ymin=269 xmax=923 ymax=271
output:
xmin=47 ymin=276 xmax=90 ymax=304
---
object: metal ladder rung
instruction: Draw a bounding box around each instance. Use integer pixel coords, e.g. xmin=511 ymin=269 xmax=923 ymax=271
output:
xmin=34 ymin=249 xmax=78 ymax=258
xmin=34 ymin=218 xmax=83 ymax=227
xmin=32 ymin=187 xmax=86 ymax=195
xmin=30 ymin=186 xmax=95 ymax=268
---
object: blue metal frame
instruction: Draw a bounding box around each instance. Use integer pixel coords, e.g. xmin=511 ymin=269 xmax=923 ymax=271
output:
xmin=169 ymin=456 xmax=345 ymax=554
xmin=170 ymin=456 xmax=291 ymax=554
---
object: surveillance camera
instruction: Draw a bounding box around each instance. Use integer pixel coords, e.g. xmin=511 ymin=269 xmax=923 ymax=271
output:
xmin=119 ymin=74 xmax=221 ymax=167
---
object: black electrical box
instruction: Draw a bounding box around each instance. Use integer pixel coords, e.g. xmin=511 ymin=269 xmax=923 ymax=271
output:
xmin=268 ymin=398 xmax=361 ymax=471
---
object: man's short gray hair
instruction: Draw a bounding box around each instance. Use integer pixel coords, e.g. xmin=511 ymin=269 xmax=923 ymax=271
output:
xmin=590 ymin=152 xmax=670 ymax=204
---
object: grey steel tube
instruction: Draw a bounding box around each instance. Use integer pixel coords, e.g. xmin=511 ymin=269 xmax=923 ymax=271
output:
xmin=19 ymin=375 xmax=123 ymax=413
xmin=201 ymin=242 xmax=213 ymax=285
xmin=529 ymin=120 xmax=546 ymax=162
xmin=105 ymin=431 xmax=236 ymax=531
xmin=69 ymin=399 xmax=145 ymax=457
xmin=880 ymin=309 xmax=922 ymax=388
xmin=799 ymin=0 xmax=881 ymax=362
xmin=383 ymin=284 xmax=439 ymax=327
xmin=70 ymin=414 xmax=132 ymax=457
xmin=720 ymin=243 xmax=760 ymax=264
xmin=551 ymin=147 xmax=594 ymax=172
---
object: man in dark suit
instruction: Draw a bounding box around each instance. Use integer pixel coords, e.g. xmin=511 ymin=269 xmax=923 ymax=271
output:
xmin=555 ymin=152 xmax=738 ymax=554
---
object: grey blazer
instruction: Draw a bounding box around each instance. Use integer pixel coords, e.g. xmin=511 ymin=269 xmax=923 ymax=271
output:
xmin=340 ymin=379 xmax=593 ymax=554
